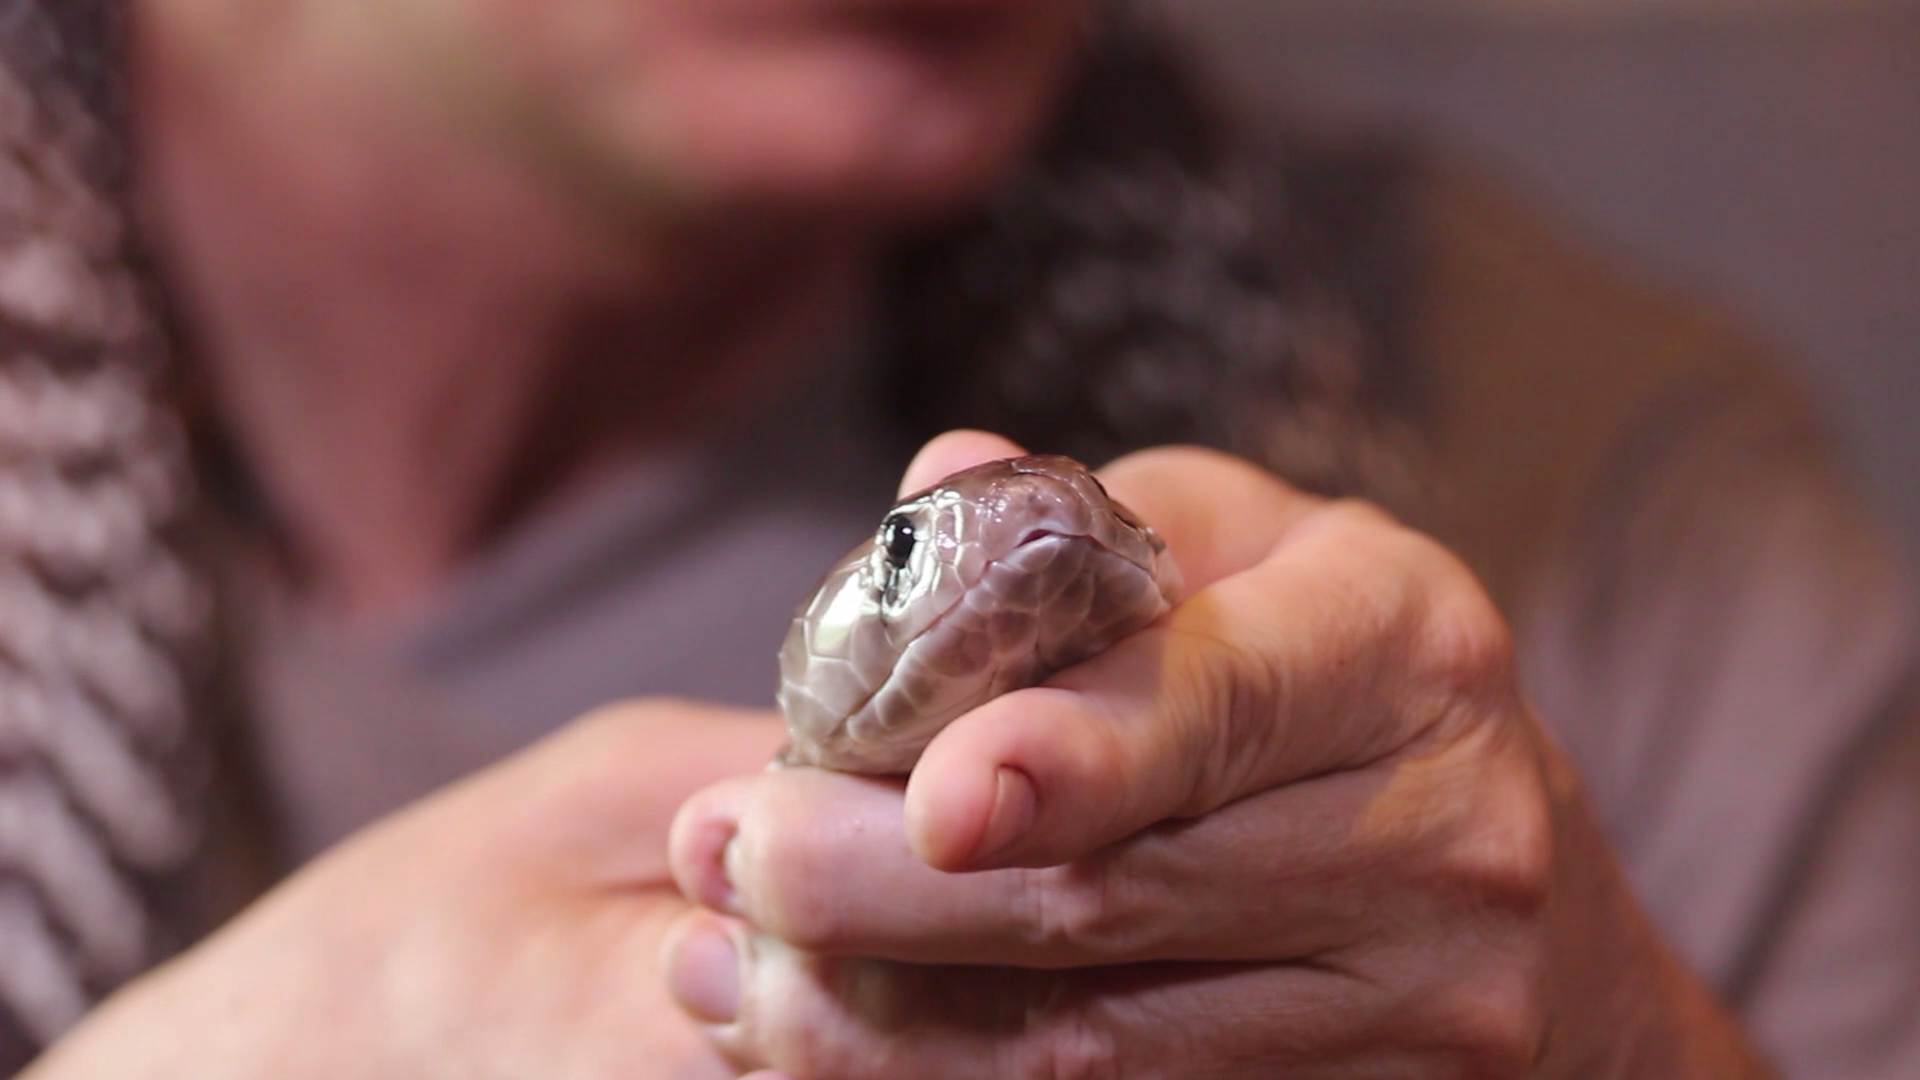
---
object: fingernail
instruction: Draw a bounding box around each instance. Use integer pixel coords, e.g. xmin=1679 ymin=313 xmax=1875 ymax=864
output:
xmin=666 ymin=918 xmax=743 ymax=1025
xmin=971 ymin=766 xmax=1039 ymax=865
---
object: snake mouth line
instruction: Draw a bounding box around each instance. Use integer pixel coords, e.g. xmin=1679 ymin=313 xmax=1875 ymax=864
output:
xmin=1013 ymin=527 xmax=1065 ymax=549
xmin=1016 ymin=526 xmax=1158 ymax=576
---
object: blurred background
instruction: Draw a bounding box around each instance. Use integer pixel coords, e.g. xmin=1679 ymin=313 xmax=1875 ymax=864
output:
xmin=1180 ymin=0 xmax=1920 ymax=561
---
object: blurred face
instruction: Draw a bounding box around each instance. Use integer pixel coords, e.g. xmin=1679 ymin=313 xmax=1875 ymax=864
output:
xmin=165 ymin=0 xmax=1094 ymax=227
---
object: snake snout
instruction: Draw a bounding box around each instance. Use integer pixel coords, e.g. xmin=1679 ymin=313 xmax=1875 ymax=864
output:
xmin=1013 ymin=527 xmax=1068 ymax=550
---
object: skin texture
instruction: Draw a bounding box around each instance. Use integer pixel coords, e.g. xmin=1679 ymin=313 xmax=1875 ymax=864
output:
xmin=663 ymin=432 xmax=1780 ymax=1080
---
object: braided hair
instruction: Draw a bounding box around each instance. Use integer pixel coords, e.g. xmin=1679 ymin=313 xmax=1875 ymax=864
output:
xmin=0 ymin=0 xmax=209 ymax=1067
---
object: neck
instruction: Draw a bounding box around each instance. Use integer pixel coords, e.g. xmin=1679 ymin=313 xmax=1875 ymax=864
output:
xmin=133 ymin=5 xmax=868 ymax=624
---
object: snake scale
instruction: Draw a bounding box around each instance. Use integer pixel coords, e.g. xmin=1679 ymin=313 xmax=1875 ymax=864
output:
xmin=777 ymin=455 xmax=1183 ymax=774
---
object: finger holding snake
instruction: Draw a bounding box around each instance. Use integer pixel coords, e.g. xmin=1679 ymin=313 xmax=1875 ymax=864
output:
xmin=665 ymin=432 xmax=1771 ymax=1080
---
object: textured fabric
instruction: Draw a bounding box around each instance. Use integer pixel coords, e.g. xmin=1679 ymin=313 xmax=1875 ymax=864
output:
xmin=0 ymin=2 xmax=209 ymax=1072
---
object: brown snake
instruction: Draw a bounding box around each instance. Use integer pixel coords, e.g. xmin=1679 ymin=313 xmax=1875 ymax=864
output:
xmin=777 ymin=455 xmax=1183 ymax=774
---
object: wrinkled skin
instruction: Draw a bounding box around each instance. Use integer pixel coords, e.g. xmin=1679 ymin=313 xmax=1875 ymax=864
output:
xmin=663 ymin=432 xmax=1776 ymax=1080
xmin=779 ymin=455 xmax=1182 ymax=774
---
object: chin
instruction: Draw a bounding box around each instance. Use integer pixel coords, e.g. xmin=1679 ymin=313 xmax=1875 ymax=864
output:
xmin=834 ymin=104 xmax=1050 ymax=224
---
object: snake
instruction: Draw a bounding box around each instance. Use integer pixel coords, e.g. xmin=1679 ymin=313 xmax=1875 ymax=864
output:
xmin=776 ymin=455 xmax=1184 ymax=774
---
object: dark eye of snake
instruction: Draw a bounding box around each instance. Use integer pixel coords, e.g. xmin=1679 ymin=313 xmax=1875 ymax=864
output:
xmin=882 ymin=514 xmax=917 ymax=567
xmin=878 ymin=514 xmax=917 ymax=608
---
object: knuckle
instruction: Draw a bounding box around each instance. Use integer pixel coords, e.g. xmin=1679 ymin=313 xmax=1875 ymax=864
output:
xmin=1309 ymin=503 xmax=1517 ymax=700
xmin=1315 ymin=497 xmax=1402 ymax=536
xmin=1017 ymin=862 xmax=1137 ymax=957
xmin=757 ymin=1008 xmax=839 ymax=1079
xmin=1424 ymin=962 xmax=1553 ymax=1079
xmin=1009 ymin=993 xmax=1123 ymax=1080
xmin=1436 ymin=748 xmax=1556 ymax=915
xmin=764 ymin=1025 xmax=844 ymax=1080
xmin=1423 ymin=587 xmax=1517 ymax=700
xmin=1294 ymin=498 xmax=1405 ymax=573
xmin=1406 ymin=550 xmax=1516 ymax=698
xmin=1187 ymin=635 xmax=1287 ymax=813
xmin=742 ymin=810 xmax=851 ymax=949
xmin=749 ymin=955 xmax=874 ymax=1079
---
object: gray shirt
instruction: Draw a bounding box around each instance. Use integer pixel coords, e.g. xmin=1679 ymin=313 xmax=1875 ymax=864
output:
xmin=242 ymin=364 xmax=908 ymax=862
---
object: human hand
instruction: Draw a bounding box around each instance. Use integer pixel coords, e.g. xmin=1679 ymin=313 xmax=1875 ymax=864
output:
xmin=663 ymin=432 xmax=1775 ymax=1079
xmin=27 ymin=703 xmax=786 ymax=1080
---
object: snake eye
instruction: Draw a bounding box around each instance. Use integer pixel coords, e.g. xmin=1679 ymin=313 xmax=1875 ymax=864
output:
xmin=878 ymin=514 xmax=920 ymax=611
xmin=881 ymin=514 xmax=917 ymax=568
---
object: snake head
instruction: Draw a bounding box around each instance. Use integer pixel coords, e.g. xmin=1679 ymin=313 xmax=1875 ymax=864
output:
xmin=777 ymin=455 xmax=1182 ymax=774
